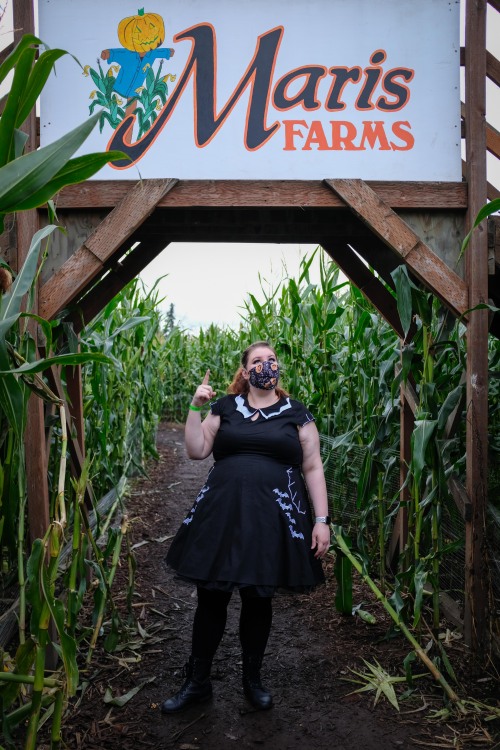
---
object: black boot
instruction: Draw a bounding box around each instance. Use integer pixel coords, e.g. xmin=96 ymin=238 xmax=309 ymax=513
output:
xmin=242 ymin=653 xmax=273 ymax=710
xmin=161 ymin=656 xmax=213 ymax=713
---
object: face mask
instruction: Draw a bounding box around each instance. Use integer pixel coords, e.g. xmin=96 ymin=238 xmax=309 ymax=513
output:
xmin=248 ymin=360 xmax=280 ymax=390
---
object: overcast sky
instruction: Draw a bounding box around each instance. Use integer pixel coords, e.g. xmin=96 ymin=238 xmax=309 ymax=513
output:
xmin=138 ymin=244 xmax=323 ymax=330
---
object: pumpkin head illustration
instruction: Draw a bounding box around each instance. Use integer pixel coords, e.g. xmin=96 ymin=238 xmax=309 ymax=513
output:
xmin=118 ymin=8 xmax=165 ymax=53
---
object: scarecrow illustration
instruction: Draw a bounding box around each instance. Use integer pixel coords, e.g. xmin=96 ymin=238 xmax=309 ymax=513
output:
xmin=84 ymin=8 xmax=176 ymax=139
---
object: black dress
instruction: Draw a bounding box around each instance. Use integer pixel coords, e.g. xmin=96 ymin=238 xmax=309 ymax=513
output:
xmin=165 ymin=393 xmax=325 ymax=594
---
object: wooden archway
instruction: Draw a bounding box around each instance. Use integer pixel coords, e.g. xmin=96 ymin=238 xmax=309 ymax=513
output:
xmin=3 ymin=0 xmax=499 ymax=658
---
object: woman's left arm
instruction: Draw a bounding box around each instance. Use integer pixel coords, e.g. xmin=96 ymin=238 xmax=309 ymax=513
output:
xmin=299 ymin=421 xmax=331 ymax=559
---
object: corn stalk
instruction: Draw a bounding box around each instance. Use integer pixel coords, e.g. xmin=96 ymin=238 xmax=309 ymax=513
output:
xmin=332 ymin=525 xmax=462 ymax=706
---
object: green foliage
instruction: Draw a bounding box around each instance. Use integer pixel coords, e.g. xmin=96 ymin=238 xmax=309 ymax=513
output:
xmin=84 ymin=57 xmax=175 ymax=138
xmin=153 ymin=247 xmax=500 ymax=640
xmin=0 ymin=36 xmax=125 ymax=231
xmin=130 ymin=61 xmax=173 ymax=138
xmin=80 ymin=278 xmax=169 ymax=497
xmin=0 ymin=33 xmax=126 ymax=748
xmin=85 ymin=59 xmax=126 ymax=131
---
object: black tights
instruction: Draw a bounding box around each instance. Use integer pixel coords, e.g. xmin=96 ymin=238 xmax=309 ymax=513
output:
xmin=192 ymin=586 xmax=273 ymax=660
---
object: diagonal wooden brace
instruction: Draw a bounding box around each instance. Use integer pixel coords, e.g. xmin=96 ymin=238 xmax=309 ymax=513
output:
xmin=39 ymin=178 xmax=178 ymax=321
xmin=324 ymin=179 xmax=468 ymax=318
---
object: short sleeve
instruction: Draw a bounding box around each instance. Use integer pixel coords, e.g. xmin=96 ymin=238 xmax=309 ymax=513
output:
xmin=292 ymin=400 xmax=316 ymax=427
xmin=209 ymin=397 xmax=225 ymax=417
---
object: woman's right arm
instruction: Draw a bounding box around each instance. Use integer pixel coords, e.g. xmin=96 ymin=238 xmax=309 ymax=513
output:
xmin=185 ymin=370 xmax=220 ymax=459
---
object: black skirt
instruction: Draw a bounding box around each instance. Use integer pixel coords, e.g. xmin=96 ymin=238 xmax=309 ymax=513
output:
xmin=166 ymin=394 xmax=325 ymax=594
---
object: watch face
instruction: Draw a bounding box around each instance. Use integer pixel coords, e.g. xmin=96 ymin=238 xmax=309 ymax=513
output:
xmin=325 ymin=516 xmax=331 ymax=525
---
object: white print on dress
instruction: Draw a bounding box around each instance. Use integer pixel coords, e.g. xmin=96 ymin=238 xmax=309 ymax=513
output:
xmin=273 ymin=467 xmax=305 ymax=540
xmin=183 ymin=467 xmax=214 ymax=525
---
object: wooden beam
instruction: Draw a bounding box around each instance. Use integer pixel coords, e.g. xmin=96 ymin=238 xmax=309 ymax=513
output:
xmin=486 ymin=50 xmax=500 ymax=87
xmin=322 ymin=241 xmax=406 ymax=338
xmin=448 ymin=474 xmax=473 ymax=523
xmin=69 ymin=239 xmax=172 ymax=333
xmin=39 ymin=179 xmax=178 ymax=320
xmin=54 ymin=180 xmax=468 ymax=211
xmin=66 ymin=362 xmax=85 ymax=461
xmin=13 ymin=0 xmax=51 ymax=543
xmin=461 ymin=101 xmax=500 ymax=159
xmin=486 ymin=121 xmax=500 ymax=160
xmin=0 ymin=41 xmax=15 ymax=66
xmin=464 ymin=0 xmax=489 ymax=657
xmin=402 ymin=380 xmax=419 ymax=417
xmin=324 ymin=179 xmax=468 ymax=318
xmin=461 ymin=159 xmax=499 ymax=203
xmin=460 ymin=47 xmax=500 ymax=87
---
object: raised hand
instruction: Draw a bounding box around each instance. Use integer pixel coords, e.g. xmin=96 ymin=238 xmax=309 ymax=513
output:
xmin=191 ymin=369 xmax=217 ymax=408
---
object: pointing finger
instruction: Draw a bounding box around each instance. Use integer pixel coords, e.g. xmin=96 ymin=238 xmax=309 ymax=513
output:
xmin=202 ymin=369 xmax=210 ymax=385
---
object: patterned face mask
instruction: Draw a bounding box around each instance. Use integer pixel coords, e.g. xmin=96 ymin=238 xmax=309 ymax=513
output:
xmin=248 ymin=360 xmax=280 ymax=390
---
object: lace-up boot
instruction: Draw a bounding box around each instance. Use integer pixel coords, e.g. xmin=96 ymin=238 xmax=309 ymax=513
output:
xmin=242 ymin=653 xmax=273 ymax=710
xmin=161 ymin=656 xmax=213 ymax=713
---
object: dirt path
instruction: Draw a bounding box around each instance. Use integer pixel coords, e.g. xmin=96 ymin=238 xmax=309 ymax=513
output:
xmin=51 ymin=422 xmax=496 ymax=750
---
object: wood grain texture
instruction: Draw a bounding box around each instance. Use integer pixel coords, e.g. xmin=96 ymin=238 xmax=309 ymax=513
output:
xmin=84 ymin=178 xmax=177 ymax=261
xmin=39 ymin=246 xmax=102 ymax=320
xmin=464 ymin=0 xmax=489 ymax=655
xmin=70 ymin=239 xmax=172 ymax=332
xmin=324 ymin=179 xmax=468 ymax=317
xmin=54 ymin=180 xmax=468 ymax=210
xmin=39 ymin=179 xmax=177 ymax=320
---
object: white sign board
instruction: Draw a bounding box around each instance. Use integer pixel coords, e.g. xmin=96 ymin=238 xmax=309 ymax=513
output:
xmin=39 ymin=0 xmax=461 ymax=181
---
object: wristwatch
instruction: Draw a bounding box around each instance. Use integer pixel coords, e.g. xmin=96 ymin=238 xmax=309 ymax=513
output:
xmin=315 ymin=516 xmax=331 ymax=524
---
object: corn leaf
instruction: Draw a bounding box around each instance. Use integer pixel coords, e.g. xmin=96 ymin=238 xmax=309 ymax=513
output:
xmin=25 ymin=540 xmax=45 ymax=638
xmin=103 ymin=677 xmax=155 ymax=707
xmin=0 ymin=225 xmax=58 ymax=323
xmin=12 ymin=151 xmax=128 ymax=212
xmin=0 ymin=351 xmax=113 ymax=375
xmin=0 ymin=349 xmax=25 ymax=439
xmin=41 ymin=565 xmax=79 ymax=696
xmin=0 ymin=34 xmax=41 ymax=86
xmin=460 ymin=198 xmax=500 ymax=258
xmin=16 ymin=48 xmax=67 ymax=127
xmin=0 ymin=638 xmax=36 ymax=710
xmin=334 ymin=549 xmax=353 ymax=615
xmin=0 ymin=47 xmax=36 ymax=167
xmin=437 ymin=383 xmax=464 ymax=433
xmin=411 ymin=418 xmax=438 ymax=487
xmin=391 ymin=265 xmax=413 ymax=339
xmin=0 ymin=112 xmax=103 ymax=213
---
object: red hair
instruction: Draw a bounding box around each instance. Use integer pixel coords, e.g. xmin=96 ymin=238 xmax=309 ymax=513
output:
xmin=227 ymin=341 xmax=288 ymax=398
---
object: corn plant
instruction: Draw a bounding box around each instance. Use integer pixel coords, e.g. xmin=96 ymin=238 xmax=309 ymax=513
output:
xmin=156 ymin=248 xmax=500 ymax=643
xmin=84 ymin=57 xmax=176 ymax=138
xmin=84 ymin=58 xmax=126 ymax=132
xmin=0 ymin=33 xmax=124 ymax=748
xmin=80 ymin=277 xmax=170 ymax=500
xmin=129 ymin=62 xmax=175 ymax=138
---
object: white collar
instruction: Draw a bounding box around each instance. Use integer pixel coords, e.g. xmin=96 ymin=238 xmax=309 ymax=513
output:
xmin=235 ymin=394 xmax=292 ymax=420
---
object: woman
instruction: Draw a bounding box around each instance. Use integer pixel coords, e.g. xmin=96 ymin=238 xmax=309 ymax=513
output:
xmin=162 ymin=341 xmax=330 ymax=714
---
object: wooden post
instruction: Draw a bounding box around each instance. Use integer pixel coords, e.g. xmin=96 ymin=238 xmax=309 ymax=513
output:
xmin=13 ymin=0 xmax=51 ymax=542
xmin=463 ymin=0 xmax=489 ymax=657
xmin=66 ymin=361 xmax=85 ymax=461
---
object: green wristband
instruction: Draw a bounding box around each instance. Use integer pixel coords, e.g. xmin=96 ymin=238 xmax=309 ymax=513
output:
xmin=189 ymin=403 xmax=202 ymax=412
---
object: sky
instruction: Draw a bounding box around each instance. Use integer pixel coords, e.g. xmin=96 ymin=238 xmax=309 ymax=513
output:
xmin=138 ymin=244 xmax=323 ymax=330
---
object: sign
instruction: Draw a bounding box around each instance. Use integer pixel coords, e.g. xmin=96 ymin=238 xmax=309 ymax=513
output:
xmin=39 ymin=0 xmax=461 ymax=181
